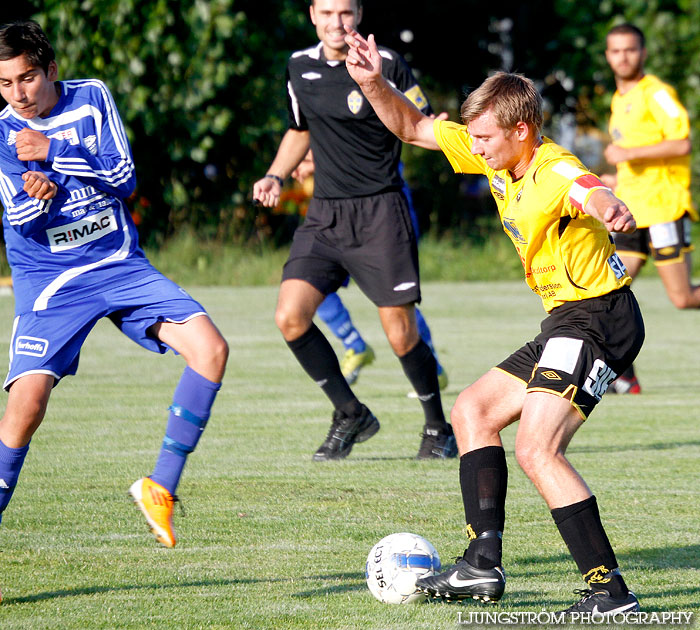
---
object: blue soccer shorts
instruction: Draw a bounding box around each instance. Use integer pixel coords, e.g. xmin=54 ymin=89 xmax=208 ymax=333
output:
xmin=4 ymin=273 xmax=208 ymax=390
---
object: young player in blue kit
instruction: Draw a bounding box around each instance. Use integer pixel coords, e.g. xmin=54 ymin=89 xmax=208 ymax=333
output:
xmin=0 ymin=20 xmax=229 ymax=583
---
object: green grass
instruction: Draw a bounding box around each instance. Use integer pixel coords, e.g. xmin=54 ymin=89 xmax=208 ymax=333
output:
xmin=0 ymin=279 xmax=698 ymax=629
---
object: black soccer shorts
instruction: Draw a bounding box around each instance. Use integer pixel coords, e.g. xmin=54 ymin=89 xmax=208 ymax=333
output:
xmin=613 ymin=214 xmax=693 ymax=265
xmin=282 ymin=190 xmax=421 ymax=306
xmin=495 ymin=287 xmax=645 ymax=419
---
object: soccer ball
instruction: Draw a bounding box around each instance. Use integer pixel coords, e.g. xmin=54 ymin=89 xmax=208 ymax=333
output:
xmin=365 ymin=532 xmax=441 ymax=604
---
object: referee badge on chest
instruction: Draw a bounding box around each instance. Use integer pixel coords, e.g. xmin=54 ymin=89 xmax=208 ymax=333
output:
xmin=347 ymin=89 xmax=363 ymax=114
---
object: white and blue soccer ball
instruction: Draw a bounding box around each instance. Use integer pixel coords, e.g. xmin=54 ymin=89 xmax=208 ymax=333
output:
xmin=365 ymin=532 xmax=441 ymax=604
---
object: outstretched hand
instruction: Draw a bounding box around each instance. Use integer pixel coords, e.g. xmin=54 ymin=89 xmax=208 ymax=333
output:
xmin=344 ymin=26 xmax=382 ymax=86
xmin=602 ymin=201 xmax=636 ymax=234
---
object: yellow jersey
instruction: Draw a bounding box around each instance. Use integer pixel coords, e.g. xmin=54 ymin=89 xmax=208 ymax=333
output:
xmin=434 ymin=119 xmax=631 ymax=312
xmin=609 ymin=74 xmax=694 ymax=227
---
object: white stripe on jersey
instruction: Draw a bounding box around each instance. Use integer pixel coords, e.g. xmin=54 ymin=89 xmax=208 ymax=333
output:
xmin=552 ymin=161 xmax=587 ymax=181
xmin=653 ymin=89 xmax=681 ymax=118
xmin=26 ymin=103 xmax=103 ymax=137
xmin=32 ymin=202 xmax=132 ymax=311
xmin=0 ymin=168 xmax=52 ymax=225
xmin=24 ymin=80 xmax=135 ymax=187
xmin=288 ymin=81 xmax=302 ymax=128
xmin=291 ymin=42 xmax=322 ymax=60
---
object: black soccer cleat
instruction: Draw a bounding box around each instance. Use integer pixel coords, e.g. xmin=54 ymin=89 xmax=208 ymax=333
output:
xmin=416 ymin=554 xmax=506 ymax=603
xmin=561 ymin=588 xmax=640 ymax=616
xmin=416 ymin=423 xmax=458 ymax=459
xmin=312 ymin=404 xmax=379 ymax=461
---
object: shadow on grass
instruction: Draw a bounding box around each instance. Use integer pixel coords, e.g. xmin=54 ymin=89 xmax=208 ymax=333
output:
xmin=504 ymin=545 xmax=700 ymax=611
xmin=4 ymin=572 xmax=365 ymax=606
xmin=565 ymin=439 xmax=700 ymax=454
xmin=6 ymin=549 xmax=698 ymax=611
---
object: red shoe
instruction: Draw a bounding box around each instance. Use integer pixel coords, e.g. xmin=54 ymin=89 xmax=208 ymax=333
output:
xmin=608 ymin=375 xmax=641 ymax=394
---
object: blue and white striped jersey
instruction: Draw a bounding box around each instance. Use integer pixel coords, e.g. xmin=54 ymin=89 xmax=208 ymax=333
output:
xmin=0 ymin=79 xmax=152 ymax=314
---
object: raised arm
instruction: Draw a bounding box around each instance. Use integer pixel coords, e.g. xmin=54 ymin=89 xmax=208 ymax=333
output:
xmin=344 ymin=27 xmax=439 ymax=150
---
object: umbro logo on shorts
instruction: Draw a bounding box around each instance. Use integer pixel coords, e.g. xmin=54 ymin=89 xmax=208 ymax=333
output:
xmin=393 ymin=282 xmax=416 ymax=291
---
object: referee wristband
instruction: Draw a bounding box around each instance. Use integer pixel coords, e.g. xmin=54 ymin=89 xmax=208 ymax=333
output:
xmin=264 ymin=174 xmax=284 ymax=187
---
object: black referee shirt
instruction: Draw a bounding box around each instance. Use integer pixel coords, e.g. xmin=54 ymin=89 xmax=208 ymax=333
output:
xmin=286 ymin=42 xmax=432 ymax=199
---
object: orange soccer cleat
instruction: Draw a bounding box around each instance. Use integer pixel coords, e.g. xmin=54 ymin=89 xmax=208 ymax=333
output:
xmin=128 ymin=477 xmax=177 ymax=548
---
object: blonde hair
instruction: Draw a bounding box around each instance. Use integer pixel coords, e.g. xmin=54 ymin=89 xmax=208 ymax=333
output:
xmin=460 ymin=72 xmax=543 ymax=134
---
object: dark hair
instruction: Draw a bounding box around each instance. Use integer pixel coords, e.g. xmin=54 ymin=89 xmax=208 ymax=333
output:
xmin=606 ymin=23 xmax=645 ymax=49
xmin=311 ymin=0 xmax=363 ymax=8
xmin=0 ymin=20 xmax=55 ymax=74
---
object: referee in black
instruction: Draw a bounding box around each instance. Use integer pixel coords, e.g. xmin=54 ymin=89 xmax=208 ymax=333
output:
xmin=253 ymin=0 xmax=456 ymax=461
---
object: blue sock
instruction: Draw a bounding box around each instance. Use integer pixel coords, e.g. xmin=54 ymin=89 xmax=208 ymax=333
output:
xmin=150 ymin=367 xmax=221 ymax=495
xmin=415 ymin=307 xmax=444 ymax=375
xmin=0 ymin=439 xmax=30 ymax=525
xmin=317 ymin=293 xmax=366 ymax=353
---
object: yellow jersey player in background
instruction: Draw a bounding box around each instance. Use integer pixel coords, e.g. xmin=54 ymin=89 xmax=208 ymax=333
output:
xmin=344 ymin=26 xmax=644 ymax=617
xmin=602 ymin=23 xmax=697 ymax=394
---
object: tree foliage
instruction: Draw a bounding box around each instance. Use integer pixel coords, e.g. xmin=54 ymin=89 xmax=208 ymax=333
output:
xmin=21 ymin=0 xmax=313 ymax=244
xmin=551 ymin=0 xmax=700 ymax=192
xmin=3 ymin=1 xmax=699 ymax=245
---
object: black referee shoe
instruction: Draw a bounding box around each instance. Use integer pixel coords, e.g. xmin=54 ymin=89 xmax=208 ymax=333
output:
xmin=416 ymin=424 xmax=458 ymax=459
xmin=561 ymin=588 xmax=640 ymax=616
xmin=312 ymin=405 xmax=379 ymax=461
xmin=415 ymin=554 xmax=505 ymax=603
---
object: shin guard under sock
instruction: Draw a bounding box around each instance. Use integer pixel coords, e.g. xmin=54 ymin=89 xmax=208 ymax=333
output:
xmin=0 ymin=439 xmax=30 ymax=524
xmin=552 ymin=495 xmax=628 ymax=598
xmin=398 ymin=339 xmax=445 ymax=429
xmin=286 ymin=324 xmax=361 ymax=416
xmin=150 ymin=366 xmax=221 ymax=495
xmin=461 ymin=446 xmax=508 ymax=568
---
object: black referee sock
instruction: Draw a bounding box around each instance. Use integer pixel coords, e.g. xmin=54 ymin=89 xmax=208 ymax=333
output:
xmin=551 ymin=495 xmax=629 ymax=599
xmin=461 ymin=446 xmax=508 ymax=569
xmin=398 ymin=339 xmax=446 ymax=429
xmin=620 ymin=364 xmax=636 ymax=380
xmin=286 ymin=324 xmax=361 ymax=417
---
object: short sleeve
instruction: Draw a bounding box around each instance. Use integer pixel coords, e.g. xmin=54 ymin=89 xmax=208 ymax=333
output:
xmin=286 ymin=65 xmax=308 ymax=131
xmin=648 ymin=85 xmax=690 ymax=141
xmin=433 ymin=120 xmax=488 ymax=175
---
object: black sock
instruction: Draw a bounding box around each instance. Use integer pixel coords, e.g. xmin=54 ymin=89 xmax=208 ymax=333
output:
xmin=286 ymin=324 xmax=361 ymax=416
xmin=398 ymin=339 xmax=445 ymax=429
xmin=551 ymin=496 xmax=628 ymax=598
xmin=620 ymin=364 xmax=636 ymax=380
xmin=460 ymin=446 xmax=508 ymax=569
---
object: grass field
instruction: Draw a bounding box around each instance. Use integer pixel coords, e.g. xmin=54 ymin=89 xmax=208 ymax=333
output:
xmin=0 ymin=279 xmax=698 ymax=629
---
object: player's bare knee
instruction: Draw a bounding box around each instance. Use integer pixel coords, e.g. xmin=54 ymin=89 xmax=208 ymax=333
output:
xmin=387 ymin=327 xmax=418 ymax=357
xmin=274 ymin=305 xmax=296 ymax=337
xmin=451 ymin=394 xmax=486 ymax=436
xmin=669 ymin=292 xmax=697 ymax=309
xmin=515 ymin=441 xmax=554 ymax=481
xmin=208 ymin=334 xmax=229 ymax=373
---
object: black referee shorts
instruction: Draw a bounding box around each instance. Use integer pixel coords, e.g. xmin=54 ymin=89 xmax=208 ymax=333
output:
xmin=282 ymin=191 xmax=421 ymax=307
xmin=495 ymin=287 xmax=645 ymax=419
